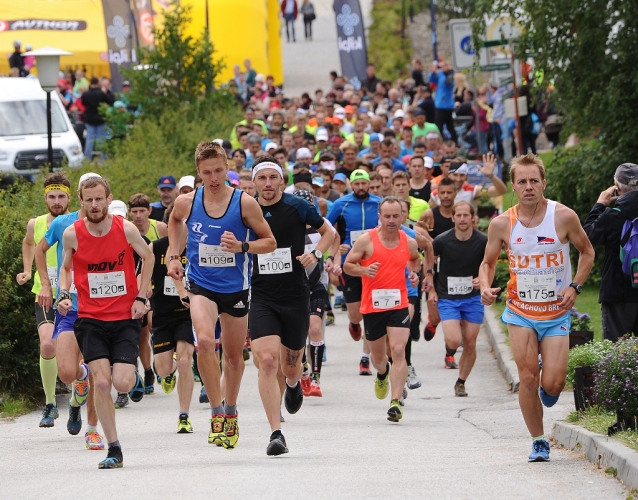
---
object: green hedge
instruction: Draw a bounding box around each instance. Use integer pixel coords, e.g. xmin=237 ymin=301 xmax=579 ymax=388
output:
xmin=0 ymin=92 xmax=241 ymax=395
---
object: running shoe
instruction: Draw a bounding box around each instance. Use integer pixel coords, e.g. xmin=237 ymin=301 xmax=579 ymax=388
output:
xmin=243 ymin=347 xmax=250 ymax=361
xmin=161 ymin=369 xmax=177 ymax=394
xmin=300 ymin=373 xmax=311 ymax=397
xmin=222 ymin=414 xmax=239 ymax=449
xmin=85 ymin=429 xmax=105 ymax=450
xmin=375 ymin=375 xmax=390 ymax=400
xmin=444 ymin=355 xmax=458 ymax=369
xmin=67 ymin=404 xmax=82 ymax=436
xmin=406 ymin=365 xmax=422 ymax=389
xmin=387 ymin=399 xmax=403 ymax=422
xmin=199 ymin=386 xmax=209 ymax=404
xmin=144 ymin=385 xmax=154 ymax=395
xmin=325 ymin=312 xmax=335 ymax=326
xmin=284 ymin=381 xmax=303 ymax=414
xmin=114 ymin=393 xmax=129 ymax=409
xmin=455 ymin=382 xmax=468 ymax=397
xmin=423 ymin=322 xmax=437 ymax=341
xmin=266 ymin=430 xmax=289 ymax=456
xmin=98 ymin=446 xmax=123 ymax=469
xmin=528 ymin=439 xmax=550 ymax=462
xmin=334 ymin=296 xmax=342 ymax=307
xmin=359 ymin=357 xmax=372 ymax=376
xmin=129 ymin=371 xmax=145 ymax=403
xmin=349 ymin=322 xmax=362 ymax=341
xmin=177 ymin=413 xmax=193 ymax=434
xmin=322 ymin=346 xmax=326 ymax=362
xmin=309 ymin=376 xmax=322 ymax=397
xmin=244 ymin=333 xmax=251 ymax=351
xmin=144 ymin=369 xmax=155 ymax=395
xmin=39 ymin=404 xmax=57 ymax=428
xmin=208 ymin=414 xmax=225 ymax=445
xmin=539 ymin=386 xmax=560 ymax=408
xmin=280 ymin=412 xmax=285 ymax=423
xmin=72 ymin=375 xmax=90 ymax=407
xmin=402 ymin=385 xmax=408 ymax=400
xmin=341 ymin=301 xmax=347 ymax=311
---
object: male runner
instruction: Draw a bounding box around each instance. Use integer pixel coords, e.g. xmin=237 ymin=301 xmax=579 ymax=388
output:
xmin=17 ymin=173 xmax=70 ymax=427
xmin=150 ymin=175 xmax=177 ymax=222
xmin=408 ymin=155 xmax=434 ymax=202
xmin=429 ymin=201 xmax=487 ymax=393
xmin=35 ymin=173 xmax=113 ymax=451
xmin=326 ymin=169 xmax=382 ymax=375
xmin=249 ymin=159 xmax=334 ymax=455
xmin=167 ymin=141 xmax=276 ymax=449
xmin=392 ymin=171 xmax=429 ymax=224
xmin=57 ymin=176 xmax=154 ymax=469
xmin=479 ymin=153 xmax=594 ymax=462
xmin=344 ymin=197 xmax=420 ymax=422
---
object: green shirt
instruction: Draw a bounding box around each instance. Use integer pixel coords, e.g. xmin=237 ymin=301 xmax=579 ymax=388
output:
xmin=412 ymin=123 xmax=440 ymax=140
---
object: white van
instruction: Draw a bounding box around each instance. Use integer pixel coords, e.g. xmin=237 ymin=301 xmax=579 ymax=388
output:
xmin=0 ymin=77 xmax=84 ymax=179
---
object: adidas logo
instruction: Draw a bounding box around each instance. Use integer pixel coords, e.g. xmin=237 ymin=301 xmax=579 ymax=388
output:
xmin=265 ymin=212 xmax=272 ymax=217
xmin=233 ymin=301 xmax=245 ymax=308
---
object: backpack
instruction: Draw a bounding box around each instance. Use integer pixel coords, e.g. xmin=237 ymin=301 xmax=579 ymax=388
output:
xmin=616 ymin=209 xmax=638 ymax=288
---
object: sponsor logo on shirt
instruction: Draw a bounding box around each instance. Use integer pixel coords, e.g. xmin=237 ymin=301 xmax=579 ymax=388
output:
xmin=537 ymin=236 xmax=555 ymax=244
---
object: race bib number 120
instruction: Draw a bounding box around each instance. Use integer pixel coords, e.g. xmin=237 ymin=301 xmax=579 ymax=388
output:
xmin=88 ymin=271 xmax=126 ymax=299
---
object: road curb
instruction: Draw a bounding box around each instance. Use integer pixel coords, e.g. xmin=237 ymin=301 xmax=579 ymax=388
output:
xmin=482 ymin=305 xmax=520 ymax=392
xmin=553 ymin=421 xmax=638 ymax=490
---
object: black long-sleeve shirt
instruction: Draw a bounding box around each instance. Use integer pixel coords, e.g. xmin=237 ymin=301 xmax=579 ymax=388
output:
xmin=80 ymin=87 xmax=115 ymax=126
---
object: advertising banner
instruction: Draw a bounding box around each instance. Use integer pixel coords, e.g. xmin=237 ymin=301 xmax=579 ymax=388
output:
xmin=333 ymin=0 xmax=368 ymax=90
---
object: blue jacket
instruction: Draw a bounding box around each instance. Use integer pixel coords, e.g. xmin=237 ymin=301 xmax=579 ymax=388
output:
xmin=429 ymin=71 xmax=455 ymax=110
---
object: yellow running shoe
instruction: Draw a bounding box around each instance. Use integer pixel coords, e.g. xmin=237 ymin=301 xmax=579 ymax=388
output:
xmin=208 ymin=414 xmax=225 ymax=444
xmin=387 ymin=399 xmax=403 ymax=422
xmin=161 ymin=369 xmax=176 ymax=394
xmin=222 ymin=414 xmax=239 ymax=449
xmin=177 ymin=413 xmax=193 ymax=434
xmin=374 ymin=364 xmax=390 ymax=400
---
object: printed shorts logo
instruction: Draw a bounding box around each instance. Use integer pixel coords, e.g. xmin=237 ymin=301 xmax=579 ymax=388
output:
xmin=233 ymin=301 xmax=245 ymax=309
xmin=0 ymin=19 xmax=87 ymax=32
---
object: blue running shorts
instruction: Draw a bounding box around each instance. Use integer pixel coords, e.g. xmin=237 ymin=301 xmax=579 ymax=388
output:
xmin=437 ymin=295 xmax=484 ymax=324
xmin=501 ymin=306 xmax=571 ymax=342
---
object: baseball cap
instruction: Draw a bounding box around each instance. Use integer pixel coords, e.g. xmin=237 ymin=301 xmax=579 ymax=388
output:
xmin=108 ymin=200 xmax=128 ymax=218
xmin=328 ymin=135 xmax=342 ymax=145
xmin=615 ymin=163 xmax=638 ymax=186
xmin=57 ymin=78 xmax=67 ymax=87
xmin=296 ymin=147 xmax=312 ymax=160
xmin=158 ymin=175 xmax=176 ymax=189
xmin=449 ymin=163 xmax=469 ymax=175
xmin=213 ymin=138 xmax=224 ymax=146
xmin=394 ymin=109 xmax=405 ymax=119
xmin=413 ymin=108 xmax=425 ymax=117
xmin=369 ymin=133 xmax=381 ymax=143
xmin=350 ymin=169 xmax=370 ymax=182
xmin=265 ymin=142 xmax=278 ymax=152
xmin=13 ymin=40 xmax=21 ymax=48
xmin=122 ymin=80 xmax=131 ymax=86
xmin=316 ymin=129 xmax=329 ymax=142
xmin=178 ymin=175 xmax=195 ymax=191
xmin=293 ymin=189 xmax=315 ymax=204
xmin=78 ymin=172 xmax=102 ymax=190
xmin=227 ymin=171 xmax=240 ymax=186
xmin=312 ymin=176 xmax=325 ymax=187
xmin=426 ymin=132 xmax=440 ymax=139
xmin=333 ymin=173 xmax=348 ymax=183
xmin=334 ymin=108 xmax=346 ymax=119
xmin=424 ymin=156 xmax=434 ymax=169
xmin=344 ymin=105 xmax=354 ymax=114
xmin=402 ymin=154 xmax=412 ymax=165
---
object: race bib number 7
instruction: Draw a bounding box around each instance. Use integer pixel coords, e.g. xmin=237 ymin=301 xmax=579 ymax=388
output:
xmin=372 ymin=289 xmax=401 ymax=309
xmin=88 ymin=271 xmax=126 ymax=299
xmin=517 ymin=275 xmax=556 ymax=302
xmin=199 ymin=243 xmax=235 ymax=267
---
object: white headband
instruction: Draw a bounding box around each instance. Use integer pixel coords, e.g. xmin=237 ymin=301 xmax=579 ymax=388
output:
xmin=252 ymin=161 xmax=283 ymax=180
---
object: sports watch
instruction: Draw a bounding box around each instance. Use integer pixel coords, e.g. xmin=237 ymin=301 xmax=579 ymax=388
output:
xmin=242 ymin=242 xmax=250 ymax=253
xmin=312 ymin=249 xmax=323 ymax=261
xmin=569 ymin=282 xmax=583 ymax=294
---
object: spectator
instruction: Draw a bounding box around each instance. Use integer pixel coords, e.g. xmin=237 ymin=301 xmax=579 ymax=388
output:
xmin=81 ymin=76 xmax=115 ymax=159
xmin=281 ymin=0 xmax=298 ymax=42
xmin=150 ymin=175 xmax=177 ymax=222
xmin=9 ymin=40 xmax=24 ymax=76
xmin=73 ymin=69 xmax=89 ymax=99
xmin=412 ymin=108 xmax=440 ymax=141
xmin=454 ymin=72 xmax=469 ymax=104
xmin=361 ymin=64 xmax=381 ymax=93
xmin=244 ymin=59 xmax=257 ymax=88
xmin=371 ymin=138 xmax=407 ymax=172
xmin=584 ymin=163 xmax=638 ymax=341
xmin=56 ymin=79 xmax=73 ymax=111
xmin=518 ymin=85 xmax=537 ymax=155
xmin=411 ymin=58 xmax=426 ymax=87
xmin=428 ymin=59 xmax=458 ymax=142
xmin=417 ymin=85 xmax=436 ymax=124
xmin=23 ymin=45 xmax=35 ymax=73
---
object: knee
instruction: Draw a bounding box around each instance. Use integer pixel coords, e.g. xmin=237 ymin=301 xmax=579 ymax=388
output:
xmin=462 ymin=337 xmax=477 ymax=352
xmin=223 ymin=350 xmax=243 ymax=370
xmin=541 ymin=376 xmax=565 ymax=396
xmin=40 ymin=341 xmax=55 ymax=358
xmin=95 ymin=375 xmax=113 ymax=394
xmin=445 ymin=336 xmax=462 ymax=350
xmin=58 ymin=365 xmax=76 ymax=384
xmin=176 ymin=354 xmax=191 ymax=375
xmin=197 ymin=333 xmax=216 ymax=354
xmin=391 ymin=345 xmax=405 ymax=362
xmin=519 ymin=368 xmax=540 ymax=392
xmin=257 ymin=353 xmax=278 ymax=376
xmin=308 ymin=324 xmax=322 ymax=341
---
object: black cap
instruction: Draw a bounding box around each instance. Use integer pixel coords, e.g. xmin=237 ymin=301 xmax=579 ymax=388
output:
xmin=615 ymin=163 xmax=638 ymax=187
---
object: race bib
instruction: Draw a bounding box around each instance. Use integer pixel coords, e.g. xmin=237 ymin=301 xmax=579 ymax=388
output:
xmin=199 ymin=243 xmax=235 ymax=267
xmin=47 ymin=266 xmax=58 ymax=290
xmin=372 ymin=289 xmax=401 ymax=309
xmin=350 ymin=229 xmax=365 ymax=244
xmin=258 ymin=248 xmax=293 ymax=275
xmin=88 ymin=271 xmax=126 ymax=299
xmin=163 ymin=276 xmax=179 ymax=297
xmin=304 ymin=243 xmax=317 ymax=255
xmin=447 ymin=276 xmax=473 ymax=295
xmin=517 ymin=275 xmax=556 ymax=302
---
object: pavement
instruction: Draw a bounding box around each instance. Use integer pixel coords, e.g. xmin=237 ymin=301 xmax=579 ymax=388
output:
xmin=0 ymin=306 xmax=627 ymax=499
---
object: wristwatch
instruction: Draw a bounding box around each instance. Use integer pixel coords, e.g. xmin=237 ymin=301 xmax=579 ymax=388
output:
xmin=135 ymin=296 xmax=148 ymax=305
xmin=168 ymin=255 xmax=181 ymax=262
xmin=569 ymin=282 xmax=583 ymax=294
xmin=426 ymin=269 xmax=434 ymax=275
xmin=312 ymin=249 xmax=323 ymax=261
xmin=242 ymin=242 xmax=250 ymax=253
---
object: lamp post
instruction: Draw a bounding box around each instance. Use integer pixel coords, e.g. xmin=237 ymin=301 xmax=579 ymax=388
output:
xmin=22 ymin=47 xmax=73 ymax=172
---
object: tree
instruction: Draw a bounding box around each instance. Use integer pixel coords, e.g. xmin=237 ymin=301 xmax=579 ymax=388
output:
xmin=123 ymin=3 xmax=224 ymax=119
xmin=436 ymin=0 xmax=477 ymax=21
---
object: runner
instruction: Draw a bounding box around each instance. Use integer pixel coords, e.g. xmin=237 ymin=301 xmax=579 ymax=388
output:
xmin=408 ymin=155 xmax=434 ymax=202
xmin=167 ymin=141 xmax=276 ymax=449
xmin=56 ymin=176 xmax=154 ymax=469
xmin=249 ymin=160 xmax=334 ymax=455
xmin=479 ymin=154 xmax=594 ymax=462
xmin=326 ymin=169 xmax=382 ymax=375
xmin=17 ymin=173 xmax=70 ymax=427
xmin=429 ymin=201 xmax=487 ymax=392
xmin=391 ymin=170 xmax=429 ymax=224
xmin=344 ymin=197 xmax=420 ymax=422
xmin=35 ymin=173 xmax=111 ymax=451
xmin=128 ymin=193 xmax=168 ymax=241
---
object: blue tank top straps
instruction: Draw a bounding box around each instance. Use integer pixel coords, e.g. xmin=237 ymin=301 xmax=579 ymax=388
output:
xmin=185 ymin=187 xmax=252 ymax=293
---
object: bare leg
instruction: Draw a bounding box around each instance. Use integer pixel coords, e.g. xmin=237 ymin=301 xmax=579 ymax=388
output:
xmin=176 ymin=341 xmax=195 ymax=412
xmin=252 ymin=336 xmax=282 ymax=431
xmin=387 ymin=327 xmax=409 ymax=400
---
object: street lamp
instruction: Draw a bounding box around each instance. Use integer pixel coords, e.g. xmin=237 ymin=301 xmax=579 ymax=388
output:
xmin=22 ymin=47 xmax=73 ymax=172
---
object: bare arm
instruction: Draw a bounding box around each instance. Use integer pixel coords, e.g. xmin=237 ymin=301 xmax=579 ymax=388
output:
xmin=343 ymin=233 xmax=378 ymax=277
xmin=167 ymin=193 xmax=194 ymax=280
xmin=476 ymin=153 xmax=507 ymax=198
xmin=157 ymin=221 xmax=168 ymax=239
xmin=297 ymin=221 xmax=335 ymax=268
xmin=236 ymin=195 xmax=277 ymax=254
xmin=56 ymin=226 xmax=77 ymax=315
xmin=124 ymin=221 xmax=155 ymax=299
xmin=17 ymin=218 xmax=36 ymax=285
xmin=479 ymin=215 xmax=508 ymax=305
xmin=35 ymin=237 xmax=54 ymax=309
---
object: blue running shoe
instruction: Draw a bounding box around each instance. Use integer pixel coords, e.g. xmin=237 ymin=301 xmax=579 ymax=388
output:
xmin=129 ymin=371 xmax=145 ymax=403
xmin=39 ymin=403 xmax=57 ymax=428
xmin=67 ymin=404 xmax=82 ymax=435
xmin=529 ymin=439 xmax=550 ymax=462
xmin=199 ymin=386 xmax=209 ymax=404
xmin=539 ymin=386 xmax=559 ymax=407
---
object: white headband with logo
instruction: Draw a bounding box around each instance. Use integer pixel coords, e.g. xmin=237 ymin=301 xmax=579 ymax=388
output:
xmin=252 ymin=161 xmax=283 ymax=180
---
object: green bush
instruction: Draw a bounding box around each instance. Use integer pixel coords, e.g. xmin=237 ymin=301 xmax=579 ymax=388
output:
xmin=368 ymin=0 xmax=414 ymax=81
xmin=593 ymin=336 xmax=638 ymax=418
xmin=566 ymin=339 xmax=614 ymax=387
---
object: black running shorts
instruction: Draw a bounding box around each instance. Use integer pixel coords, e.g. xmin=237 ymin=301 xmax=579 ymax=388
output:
xmin=363 ymin=307 xmax=411 ymax=342
xmin=309 ymin=286 xmax=328 ymax=318
xmin=152 ymin=314 xmax=194 ymax=354
xmin=74 ymin=317 xmax=141 ymax=365
xmin=187 ymin=281 xmax=249 ymax=318
xmin=35 ymin=303 xmax=55 ymax=329
xmin=249 ymin=297 xmax=309 ymax=351
xmin=338 ymin=270 xmax=363 ymax=303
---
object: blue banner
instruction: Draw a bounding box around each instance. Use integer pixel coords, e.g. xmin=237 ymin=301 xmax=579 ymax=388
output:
xmin=333 ymin=0 xmax=368 ymax=90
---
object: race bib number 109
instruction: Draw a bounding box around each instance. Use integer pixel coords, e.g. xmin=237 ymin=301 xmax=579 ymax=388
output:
xmin=199 ymin=243 xmax=235 ymax=267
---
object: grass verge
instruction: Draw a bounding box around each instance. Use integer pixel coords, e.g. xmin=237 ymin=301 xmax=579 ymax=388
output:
xmin=0 ymin=396 xmax=35 ymax=419
xmin=368 ymin=0 xmax=413 ymax=81
xmin=567 ymin=406 xmax=638 ymax=453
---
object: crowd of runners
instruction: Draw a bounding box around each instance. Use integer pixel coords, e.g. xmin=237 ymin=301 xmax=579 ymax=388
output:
xmin=17 ymin=76 xmax=596 ymax=468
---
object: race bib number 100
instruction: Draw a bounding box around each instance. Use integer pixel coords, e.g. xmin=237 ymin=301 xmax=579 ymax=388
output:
xmin=199 ymin=243 xmax=235 ymax=267
xmin=88 ymin=271 xmax=126 ymax=299
xmin=258 ymin=248 xmax=293 ymax=275
xmin=517 ymin=275 xmax=556 ymax=302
